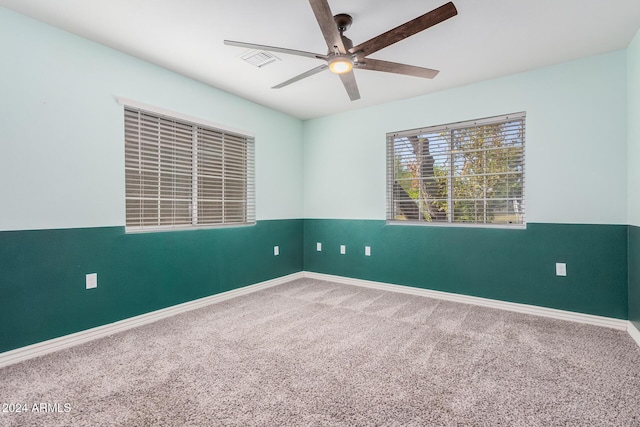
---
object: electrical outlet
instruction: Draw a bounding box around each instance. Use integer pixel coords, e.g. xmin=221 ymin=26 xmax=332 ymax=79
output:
xmin=317 ymin=242 xmax=322 ymax=251
xmin=86 ymin=273 xmax=97 ymax=289
xmin=365 ymin=246 xmax=371 ymax=256
xmin=556 ymin=263 xmax=567 ymax=277
xmin=274 ymin=246 xmax=279 ymax=256
xmin=340 ymin=245 xmax=346 ymax=255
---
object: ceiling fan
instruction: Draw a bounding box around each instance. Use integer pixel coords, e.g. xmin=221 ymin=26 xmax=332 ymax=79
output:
xmin=224 ymin=0 xmax=457 ymax=101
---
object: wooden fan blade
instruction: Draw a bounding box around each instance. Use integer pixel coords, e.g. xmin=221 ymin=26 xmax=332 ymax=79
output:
xmin=339 ymin=71 xmax=360 ymax=101
xmin=355 ymin=58 xmax=439 ymax=79
xmin=309 ymin=0 xmax=346 ymax=53
xmin=349 ymin=2 xmax=457 ymax=58
xmin=224 ymin=40 xmax=327 ymax=60
xmin=272 ymin=64 xmax=329 ymax=89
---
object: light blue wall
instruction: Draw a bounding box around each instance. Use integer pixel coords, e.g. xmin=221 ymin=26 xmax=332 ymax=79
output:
xmin=628 ymin=28 xmax=640 ymax=330
xmin=629 ymin=28 xmax=640 ymax=227
xmin=303 ymin=51 xmax=628 ymax=225
xmin=0 ymin=4 xmax=630 ymax=229
xmin=0 ymin=7 xmax=303 ymax=231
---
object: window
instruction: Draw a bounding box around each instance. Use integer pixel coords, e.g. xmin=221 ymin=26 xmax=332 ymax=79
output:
xmin=387 ymin=112 xmax=525 ymax=226
xmin=124 ymin=106 xmax=255 ymax=231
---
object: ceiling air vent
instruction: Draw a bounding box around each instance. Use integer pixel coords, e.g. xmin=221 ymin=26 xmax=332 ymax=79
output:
xmin=241 ymin=50 xmax=280 ymax=68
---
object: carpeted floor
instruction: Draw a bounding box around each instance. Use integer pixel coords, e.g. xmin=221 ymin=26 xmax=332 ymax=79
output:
xmin=1 ymin=278 xmax=639 ymax=426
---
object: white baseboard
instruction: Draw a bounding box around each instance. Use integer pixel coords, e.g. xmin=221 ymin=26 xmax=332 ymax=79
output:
xmin=0 ymin=272 xmax=303 ymax=369
xmin=303 ymin=272 xmax=629 ymax=331
xmin=2 ymin=270 xmax=636 ymax=368
xmin=628 ymin=321 xmax=640 ymax=347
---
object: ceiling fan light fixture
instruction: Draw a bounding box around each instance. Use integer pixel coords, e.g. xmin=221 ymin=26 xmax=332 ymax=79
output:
xmin=225 ymin=0 xmax=458 ymax=101
xmin=328 ymin=55 xmax=353 ymax=74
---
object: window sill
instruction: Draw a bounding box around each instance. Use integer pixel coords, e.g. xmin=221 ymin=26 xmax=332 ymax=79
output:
xmin=386 ymin=220 xmax=526 ymax=230
xmin=125 ymin=222 xmax=257 ymax=234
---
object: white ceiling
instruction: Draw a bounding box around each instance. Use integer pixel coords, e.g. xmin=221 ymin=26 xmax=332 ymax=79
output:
xmin=2 ymin=0 xmax=640 ymax=120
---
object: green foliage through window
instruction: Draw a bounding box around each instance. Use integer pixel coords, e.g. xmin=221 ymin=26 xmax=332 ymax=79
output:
xmin=387 ymin=113 xmax=525 ymax=226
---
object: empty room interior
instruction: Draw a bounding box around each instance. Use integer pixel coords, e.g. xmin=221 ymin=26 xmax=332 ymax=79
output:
xmin=1 ymin=0 xmax=640 ymax=425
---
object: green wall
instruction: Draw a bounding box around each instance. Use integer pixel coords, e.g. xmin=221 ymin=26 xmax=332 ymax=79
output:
xmin=0 ymin=219 xmax=631 ymax=355
xmin=628 ymin=28 xmax=640 ymax=332
xmin=0 ymin=220 xmax=303 ymax=353
xmin=629 ymin=227 xmax=640 ymax=330
xmin=304 ymin=220 xmax=628 ymax=319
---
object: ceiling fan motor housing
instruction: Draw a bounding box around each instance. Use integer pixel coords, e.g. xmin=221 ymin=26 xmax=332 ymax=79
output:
xmin=334 ymin=13 xmax=352 ymax=32
xmin=331 ymin=14 xmax=354 ymax=53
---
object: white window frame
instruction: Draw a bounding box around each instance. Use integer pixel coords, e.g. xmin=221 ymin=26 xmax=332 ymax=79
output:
xmin=387 ymin=112 xmax=526 ymax=228
xmin=120 ymin=98 xmax=255 ymax=232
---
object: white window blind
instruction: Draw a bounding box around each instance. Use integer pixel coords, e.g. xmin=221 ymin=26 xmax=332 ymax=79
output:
xmin=124 ymin=107 xmax=255 ymax=231
xmin=387 ymin=112 xmax=525 ymax=226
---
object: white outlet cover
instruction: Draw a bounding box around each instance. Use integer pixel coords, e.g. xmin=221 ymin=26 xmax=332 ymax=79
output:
xmin=317 ymin=242 xmax=322 ymax=251
xmin=86 ymin=273 xmax=97 ymax=289
xmin=365 ymin=246 xmax=371 ymax=256
xmin=556 ymin=263 xmax=567 ymax=276
xmin=274 ymin=246 xmax=279 ymax=256
xmin=340 ymin=245 xmax=346 ymax=255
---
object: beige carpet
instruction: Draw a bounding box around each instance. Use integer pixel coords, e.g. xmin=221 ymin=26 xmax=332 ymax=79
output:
xmin=1 ymin=278 xmax=639 ymax=426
